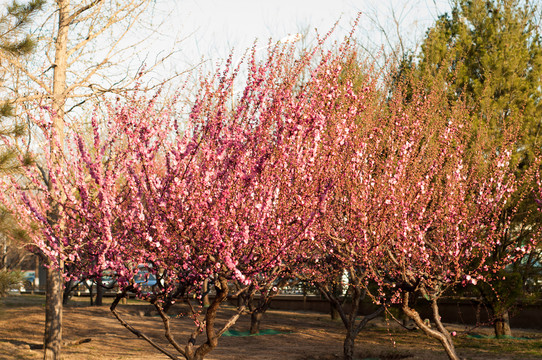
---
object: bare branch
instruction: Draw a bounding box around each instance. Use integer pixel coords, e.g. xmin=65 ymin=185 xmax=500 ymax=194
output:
xmin=1 ymin=55 xmax=52 ymax=94
xmin=154 ymin=303 xmax=186 ymax=357
xmin=66 ymin=0 xmax=103 ymax=26
xmin=110 ymin=291 xmax=182 ymax=360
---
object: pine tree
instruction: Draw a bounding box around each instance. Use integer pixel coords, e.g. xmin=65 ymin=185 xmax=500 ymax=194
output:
xmin=0 ymin=0 xmax=45 ymax=171
xmin=417 ymin=0 xmax=542 ymax=163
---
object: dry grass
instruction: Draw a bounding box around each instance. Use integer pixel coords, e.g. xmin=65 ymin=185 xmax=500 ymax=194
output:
xmin=1 ymin=294 xmax=541 ymax=360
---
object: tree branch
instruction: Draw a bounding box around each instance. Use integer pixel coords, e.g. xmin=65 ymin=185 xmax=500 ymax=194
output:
xmin=110 ymin=290 xmax=182 ymax=360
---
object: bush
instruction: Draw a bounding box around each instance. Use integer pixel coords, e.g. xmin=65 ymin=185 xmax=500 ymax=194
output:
xmin=0 ymin=269 xmax=23 ymax=296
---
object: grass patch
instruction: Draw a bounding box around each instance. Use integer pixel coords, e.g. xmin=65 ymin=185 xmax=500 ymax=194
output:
xmin=1 ymin=294 xmax=45 ymax=307
xmin=65 ymin=294 xmax=146 ymax=306
xmin=1 ymin=293 xmax=149 ymax=309
xmin=456 ymin=336 xmax=542 ymax=357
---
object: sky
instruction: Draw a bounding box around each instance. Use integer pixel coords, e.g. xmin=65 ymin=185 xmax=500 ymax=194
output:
xmin=0 ymin=0 xmax=454 ymax=104
xmin=0 ymin=0 xmax=454 ymax=83
xmin=150 ymin=0 xmax=452 ymax=75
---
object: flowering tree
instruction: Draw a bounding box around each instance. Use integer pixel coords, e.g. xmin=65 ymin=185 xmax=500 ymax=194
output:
xmin=282 ymin=49 xmax=390 ymax=360
xmin=312 ymin=67 xmax=537 ymax=360
xmin=0 ymin=34 xmax=356 ymax=359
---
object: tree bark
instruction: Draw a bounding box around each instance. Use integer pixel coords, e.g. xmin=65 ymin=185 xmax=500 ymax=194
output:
xmin=317 ymin=281 xmax=384 ymax=360
xmin=202 ymin=278 xmax=210 ymax=308
xmin=248 ymin=288 xmax=273 ymax=334
xmin=43 ymin=1 xmax=69 ymax=358
xmin=343 ymin=330 xmax=355 ymax=360
xmin=401 ymin=293 xmax=460 ymax=360
xmin=189 ymin=277 xmax=230 ymax=360
xmin=62 ymin=280 xmax=72 ymax=305
xmin=88 ymin=281 xmax=94 ymax=306
xmin=51 ymin=0 xmax=69 ymax=136
xmin=1 ymin=238 xmax=6 ymax=270
xmin=494 ymin=310 xmax=512 ymax=337
xmin=43 ymin=260 xmax=63 ymax=360
xmin=330 ymin=302 xmax=340 ymax=320
xmin=95 ymin=278 xmax=104 ymax=306
xmin=250 ymin=311 xmax=264 ymax=335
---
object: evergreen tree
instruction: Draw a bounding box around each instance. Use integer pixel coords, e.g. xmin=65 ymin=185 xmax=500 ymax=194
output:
xmin=0 ymin=0 xmax=44 ymax=328
xmin=0 ymin=0 xmax=45 ymax=171
xmin=418 ymin=0 xmax=542 ymax=164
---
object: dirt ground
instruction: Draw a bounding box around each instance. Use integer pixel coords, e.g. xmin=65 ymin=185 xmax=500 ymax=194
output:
xmin=1 ymin=294 xmax=541 ymax=360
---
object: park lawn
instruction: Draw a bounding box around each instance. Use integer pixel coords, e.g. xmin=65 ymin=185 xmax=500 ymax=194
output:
xmin=0 ymin=294 xmax=541 ymax=360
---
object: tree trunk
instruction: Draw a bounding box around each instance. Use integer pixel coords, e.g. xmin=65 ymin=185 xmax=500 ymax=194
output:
xmin=188 ymin=277 xmax=230 ymax=360
xmin=250 ymin=311 xmax=263 ymax=334
xmin=401 ymin=293 xmax=460 ymax=360
xmin=202 ymin=278 xmax=210 ymax=308
xmin=43 ymin=263 xmax=63 ymax=360
xmin=494 ymin=310 xmax=512 ymax=337
xmin=330 ymin=302 xmax=340 ymax=320
xmin=1 ymin=238 xmax=6 ymax=270
xmin=95 ymin=278 xmax=104 ymax=306
xmin=248 ymin=289 xmax=273 ymax=334
xmin=88 ymin=282 xmax=94 ymax=306
xmin=51 ymin=0 xmax=69 ymax=135
xmin=343 ymin=330 xmax=355 ymax=360
xmin=62 ymin=280 xmax=72 ymax=305
xmin=44 ymin=0 xmax=69 ymax=357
